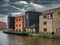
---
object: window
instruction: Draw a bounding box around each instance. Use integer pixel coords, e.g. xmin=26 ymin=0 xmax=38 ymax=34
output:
xmin=56 ymin=29 xmax=58 ymax=32
xmin=43 ymin=22 xmax=47 ymax=25
xmin=58 ymin=12 xmax=60 ymax=17
xmin=16 ymin=24 xmax=18 ymax=27
xmin=43 ymin=16 xmax=46 ymax=18
xmin=44 ymin=28 xmax=47 ymax=32
xmin=59 ymin=28 xmax=60 ymax=32
xmin=16 ymin=29 xmax=18 ymax=32
xmin=19 ymin=29 xmax=21 ymax=32
xmin=47 ymin=14 xmax=53 ymax=19
xmin=19 ymin=19 xmax=21 ymax=21
xmin=56 ymin=28 xmax=60 ymax=32
xmin=19 ymin=24 xmax=21 ymax=27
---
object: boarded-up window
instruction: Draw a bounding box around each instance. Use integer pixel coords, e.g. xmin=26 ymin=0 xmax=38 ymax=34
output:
xmin=44 ymin=28 xmax=47 ymax=32
xmin=43 ymin=22 xmax=47 ymax=25
xmin=43 ymin=16 xmax=46 ymax=18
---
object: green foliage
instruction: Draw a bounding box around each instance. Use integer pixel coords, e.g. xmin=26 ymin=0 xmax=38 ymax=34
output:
xmin=56 ymin=32 xmax=60 ymax=35
xmin=38 ymin=32 xmax=50 ymax=34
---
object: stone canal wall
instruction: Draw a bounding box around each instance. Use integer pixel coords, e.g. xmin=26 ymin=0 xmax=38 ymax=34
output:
xmin=28 ymin=33 xmax=60 ymax=39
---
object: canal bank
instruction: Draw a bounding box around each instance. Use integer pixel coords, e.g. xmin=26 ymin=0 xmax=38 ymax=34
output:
xmin=28 ymin=32 xmax=60 ymax=39
xmin=3 ymin=30 xmax=60 ymax=39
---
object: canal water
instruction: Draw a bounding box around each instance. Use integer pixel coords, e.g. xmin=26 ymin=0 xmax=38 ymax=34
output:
xmin=0 ymin=31 xmax=60 ymax=45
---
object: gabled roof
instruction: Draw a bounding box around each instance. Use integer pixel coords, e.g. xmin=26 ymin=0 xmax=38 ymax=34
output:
xmin=42 ymin=7 xmax=60 ymax=14
xmin=40 ymin=7 xmax=60 ymax=15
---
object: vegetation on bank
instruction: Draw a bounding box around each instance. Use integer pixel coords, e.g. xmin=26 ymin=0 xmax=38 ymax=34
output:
xmin=38 ymin=32 xmax=50 ymax=34
xmin=56 ymin=32 xmax=60 ymax=35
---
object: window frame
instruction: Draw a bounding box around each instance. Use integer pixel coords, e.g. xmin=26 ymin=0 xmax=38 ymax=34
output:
xmin=43 ymin=22 xmax=47 ymax=25
xmin=47 ymin=13 xmax=53 ymax=19
xmin=43 ymin=16 xmax=46 ymax=18
xmin=44 ymin=28 xmax=47 ymax=32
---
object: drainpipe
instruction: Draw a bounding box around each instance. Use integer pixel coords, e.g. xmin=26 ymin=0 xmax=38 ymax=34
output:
xmin=22 ymin=16 xmax=24 ymax=32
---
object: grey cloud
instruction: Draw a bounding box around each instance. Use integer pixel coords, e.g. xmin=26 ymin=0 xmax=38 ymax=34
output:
xmin=9 ymin=0 xmax=60 ymax=4
xmin=0 ymin=0 xmax=60 ymax=23
xmin=0 ymin=0 xmax=60 ymax=15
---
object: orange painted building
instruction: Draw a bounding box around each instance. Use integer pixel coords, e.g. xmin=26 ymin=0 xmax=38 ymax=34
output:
xmin=15 ymin=15 xmax=26 ymax=32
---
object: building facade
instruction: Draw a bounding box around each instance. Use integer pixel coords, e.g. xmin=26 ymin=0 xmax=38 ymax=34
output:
xmin=39 ymin=7 xmax=60 ymax=33
xmin=0 ymin=22 xmax=7 ymax=30
xmin=25 ymin=11 xmax=41 ymax=33
xmin=15 ymin=15 xmax=26 ymax=32
xmin=8 ymin=15 xmax=15 ymax=30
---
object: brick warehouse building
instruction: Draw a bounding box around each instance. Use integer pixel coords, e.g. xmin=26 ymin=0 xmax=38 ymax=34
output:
xmin=39 ymin=7 xmax=60 ymax=34
xmin=0 ymin=22 xmax=7 ymax=30
xmin=8 ymin=14 xmax=15 ymax=30
xmin=15 ymin=15 xmax=26 ymax=32
xmin=25 ymin=11 xmax=41 ymax=33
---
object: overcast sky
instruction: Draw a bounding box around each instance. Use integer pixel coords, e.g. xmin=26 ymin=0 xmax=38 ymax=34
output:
xmin=0 ymin=0 xmax=60 ymax=23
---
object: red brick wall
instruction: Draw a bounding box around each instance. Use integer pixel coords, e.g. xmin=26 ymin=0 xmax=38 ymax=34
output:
xmin=0 ymin=22 xmax=6 ymax=30
xmin=15 ymin=15 xmax=26 ymax=32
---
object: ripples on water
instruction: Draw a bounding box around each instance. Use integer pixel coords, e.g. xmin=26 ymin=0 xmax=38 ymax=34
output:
xmin=0 ymin=31 xmax=60 ymax=45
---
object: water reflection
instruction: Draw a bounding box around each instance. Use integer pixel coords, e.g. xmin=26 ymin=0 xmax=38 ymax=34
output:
xmin=0 ymin=31 xmax=60 ymax=45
